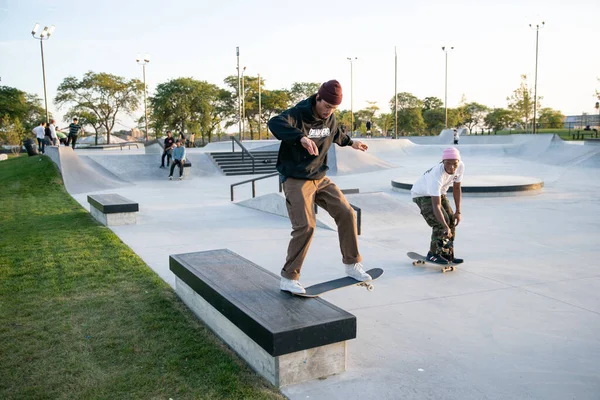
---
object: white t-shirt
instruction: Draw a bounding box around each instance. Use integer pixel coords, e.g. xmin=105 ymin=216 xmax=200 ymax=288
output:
xmin=33 ymin=125 xmax=45 ymax=139
xmin=411 ymin=161 xmax=465 ymax=198
xmin=49 ymin=124 xmax=57 ymax=139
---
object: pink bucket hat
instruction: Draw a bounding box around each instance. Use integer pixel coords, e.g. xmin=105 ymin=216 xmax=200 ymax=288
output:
xmin=442 ymin=147 xmax=461 ymax=160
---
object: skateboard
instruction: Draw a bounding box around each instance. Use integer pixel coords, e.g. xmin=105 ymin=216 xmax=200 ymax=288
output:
xmin=407 ymin=252 xmax=456 ymax=273
xmin=295 ymin=268 xmax=384 ymax=298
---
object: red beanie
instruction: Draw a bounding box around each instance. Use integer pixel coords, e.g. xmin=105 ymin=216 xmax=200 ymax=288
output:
xmin=318 ymin=80 xmax=343 ymax=106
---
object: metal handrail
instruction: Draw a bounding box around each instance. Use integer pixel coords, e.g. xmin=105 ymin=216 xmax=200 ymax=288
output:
xmin=230 ymin=172 xmax=282 ymax=201
xmin=230 ymin=136 xmax=256 ymax=174
xmin=230 ymin=172 xmax=362 ymax=235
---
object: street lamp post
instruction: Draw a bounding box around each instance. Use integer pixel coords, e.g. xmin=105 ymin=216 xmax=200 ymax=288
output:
xmin=394 ymin=46 xmax=398 ymax=138
xmin=241 ymin=66 xmax=246 ymax=139
xmin=441 ymin=46 xmax=454 ymax=129
xmin=136 ymin=54 xmax=151 ymax=142
xmin=346 ymin=57 xmax=357 ymax=135
xmin=31 ymin=23 xmax=55 ymax=124
xmin=236 ymin=47 xmax=242 ymax=141
xmin=258 ymin=73 xmax=262 ymax=140
xmin=529 ymin=21 xmax=545 ymax=134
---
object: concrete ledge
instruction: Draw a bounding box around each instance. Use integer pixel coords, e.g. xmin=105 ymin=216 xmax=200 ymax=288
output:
xmin=391 ymin=175 xmax=544 ymax=197
xmin=87 ymin=194 xmax=139 ymax=226
xmin=169 ymin=249 xmax=355 ymax=387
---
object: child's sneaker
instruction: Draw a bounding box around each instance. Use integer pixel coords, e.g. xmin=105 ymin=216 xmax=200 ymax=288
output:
xmin=344 ymin=262 xmax=372 ymax=281
xmin=426 ymin=252 xmax=449 ymax=265
xmin=179 ymin=176 xmax=183 ymax=180
xmin=168 ymin=176 xmax=173 ymax=180
xmin=280 ymin=277 xmax=306 ymax=294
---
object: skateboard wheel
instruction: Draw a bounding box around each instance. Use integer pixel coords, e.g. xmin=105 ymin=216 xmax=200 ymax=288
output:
xmin=413 ymin=261 xmax=418 ymax=266
xmin=367 ymin=284 xmax=374 ymax=291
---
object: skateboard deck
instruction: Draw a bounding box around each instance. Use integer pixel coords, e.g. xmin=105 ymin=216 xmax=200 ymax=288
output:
xmin=295 ymin=268 xmax=384 ymax=298
xmin=407 ymin=252 xmax=456 ymax=273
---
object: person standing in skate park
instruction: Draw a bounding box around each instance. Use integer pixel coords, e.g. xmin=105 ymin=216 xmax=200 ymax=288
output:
xmin=268 ymin=79 xmax=372 ymax=294
xmin=411 ymin=147 xmax=464 ymax=265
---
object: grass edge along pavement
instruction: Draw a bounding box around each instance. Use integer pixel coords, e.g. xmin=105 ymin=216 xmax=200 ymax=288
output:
xmin=0 ymin=155 xmax=284 ymax=400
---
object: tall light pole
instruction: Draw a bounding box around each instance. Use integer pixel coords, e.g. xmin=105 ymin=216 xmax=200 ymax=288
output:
xmin=31 ymin=23 xmax=55 ymax=124
xmin=236 ymin=47 xmax=242 ymax=141
xmin=258 ymin=73 xmax=262 ymax=140
xmin=241 ymin=66 xmax=246 ymax=139
xmin=441 ymin=46 xmax=454 ymax=129
xmin=394 ymin=46 xmax=398 ymax=138
xmin=529 ymin=21 xmax=545 ymax=134
xmin=346 ymin=57 xmax=357 ymax=135
xmin=136 ymin=54 xmax=150 ymax=142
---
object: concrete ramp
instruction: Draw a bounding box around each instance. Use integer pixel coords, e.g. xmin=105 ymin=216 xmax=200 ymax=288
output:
xmin=345 ymin=192 xmax=418 ymax=232
xmin=327 ymin=145 xmax=394 ymax=175
xmin=83 ymin=153 xmax=221 ymax=182
xmin=236 ymin=193 xmax=335 ymax=230
xmin=46 ymin=146 xmax=129 ymax=194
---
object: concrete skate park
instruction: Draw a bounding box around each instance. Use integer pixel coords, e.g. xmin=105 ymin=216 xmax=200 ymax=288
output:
xmin=46 ymin=130 xmax=600 ymax=399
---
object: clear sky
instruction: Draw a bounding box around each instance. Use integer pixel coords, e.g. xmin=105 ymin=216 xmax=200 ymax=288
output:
xmin=1 ymin=0 xmax=599 ymax=131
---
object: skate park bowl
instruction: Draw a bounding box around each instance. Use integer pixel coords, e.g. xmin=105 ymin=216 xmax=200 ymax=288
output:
xmin=44 ymin=131 xmax=600 ymax=400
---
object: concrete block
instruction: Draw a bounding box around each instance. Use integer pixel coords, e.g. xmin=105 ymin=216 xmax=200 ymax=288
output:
xmin=175 ymin=277 xmax=347 ymax=387
xmin=90 ymin=206 xmax=136 ymax=226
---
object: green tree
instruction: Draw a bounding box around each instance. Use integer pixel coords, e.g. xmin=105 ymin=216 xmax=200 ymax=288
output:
xmin=484 ymin=108 xmax=515 ymax=133
xmin=459 ymin=102 xmax=489 ymax=134
xmin=422 ymin=96 xmax=443 ymax=111
xmin=260 ymin=89 xmax=291 ymax=138
xmin=0 ymin=114 xmax=27 ymax=154
xmin=538 ymin=108 xmax=564 ymax=129
xmin=389 ymin=92 xmax=424 ymax=135
xmin=376 ymin=113 xmax=394 ymax=136
xmin=0 ymin=86 xmax=46 ymax=130
xmin=289 ymin=82 xmax=321 ymax=105
xmin=150 ymin=77 xmax=223 ymax=144
xmin=422 ymin=108 xmax=446 ymax=135
xmin=507 ymin=74 xmax=541 ymax=133
xmin=55 ymin=71 xmax=144 ymax=144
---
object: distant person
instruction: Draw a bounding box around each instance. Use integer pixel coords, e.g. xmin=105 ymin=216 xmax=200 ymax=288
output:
xmin=44 ymin=121 xmax=53 ymax=146
xmin=453 ymin=129 xmax=459 ymax=145
xmin=411 ymin=147 xmax=464 ymax=265
xmin=267 ymin=79 xmax=371 ymax=294
xmin=160 ymin=131 xmax=175 ymax=168
xmin=48 ymin=119 xmax=58 ymax=145
xmin=168 ymin=139 xmax=186 ymax=180
xmin=187 ymin=133 xmax=195 ymax=148
xmin=66 ymin=118 xmax=83 ymax=149
xmin=33 ymin=121 xmax=46 ymax=153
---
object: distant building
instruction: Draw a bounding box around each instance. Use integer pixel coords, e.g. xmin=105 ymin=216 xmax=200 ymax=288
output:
xmin=564 ymin=114 xmax=600 ymax=129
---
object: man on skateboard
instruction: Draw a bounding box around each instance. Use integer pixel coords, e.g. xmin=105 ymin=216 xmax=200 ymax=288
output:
xmin=268 ymin=79 xmax=372 ymax=294
xmin=411 ymin=147 xmax=464 ymax=265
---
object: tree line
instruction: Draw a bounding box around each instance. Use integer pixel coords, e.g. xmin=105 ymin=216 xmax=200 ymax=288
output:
xmin=1 ymin=72 xmax=568 ymax=147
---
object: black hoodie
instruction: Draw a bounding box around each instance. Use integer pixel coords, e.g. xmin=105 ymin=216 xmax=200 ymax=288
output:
xmin=268 ymin=94 xmax=353 ymax=180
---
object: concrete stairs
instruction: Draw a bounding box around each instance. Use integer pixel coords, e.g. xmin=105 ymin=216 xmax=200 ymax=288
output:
xmin=210 ymin=151 xmax=278 ymax=175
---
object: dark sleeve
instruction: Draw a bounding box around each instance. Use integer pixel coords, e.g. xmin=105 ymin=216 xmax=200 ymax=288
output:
xmin=332 ymin=119 xmax=353 ymax=147
xmin=268 ymin=108 xmax=305 ymax=144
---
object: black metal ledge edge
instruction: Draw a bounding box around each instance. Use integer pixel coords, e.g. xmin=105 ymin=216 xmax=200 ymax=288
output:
xmin=87 ymin=194 xmax=139 ymax=213
xmin=170 ymin=250 xmax=356 ymax=357
xmin=391 ymin=180 xmax=544 ymax=193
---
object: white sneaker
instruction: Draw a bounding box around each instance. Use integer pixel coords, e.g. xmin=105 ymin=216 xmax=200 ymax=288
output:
xmin=179 ymin=176 xmax=183 ymax=180
xmin=280 ymin=277 xmax=306 ymax=294
xmin=344 ymin=262 xmax=372 ymax=282
xmin=168 ymin=176 xmax=173 ymax=180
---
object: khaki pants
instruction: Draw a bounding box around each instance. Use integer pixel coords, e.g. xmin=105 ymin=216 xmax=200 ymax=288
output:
xmin=281 ymin=177 xmax=361 ymax=280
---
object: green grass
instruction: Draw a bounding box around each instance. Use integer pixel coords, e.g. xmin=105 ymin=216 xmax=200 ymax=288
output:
xmin=0 ymin=155 xmax=284 ymax=400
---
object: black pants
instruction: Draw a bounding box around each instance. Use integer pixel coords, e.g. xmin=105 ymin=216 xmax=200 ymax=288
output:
xmin=66 ymin=135 xmax=78 ymax=149
xmin=169 ymin=159 xmax=184 ymax=177
xmin=161 ymin=151 xmax=172 ymax=167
